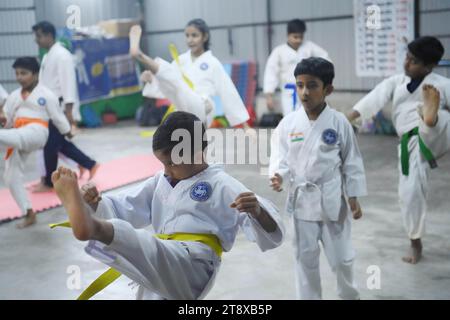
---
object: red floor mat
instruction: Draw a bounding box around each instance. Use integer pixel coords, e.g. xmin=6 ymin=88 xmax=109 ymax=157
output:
xmin=0 ymin=154 xmax=162 ymax=222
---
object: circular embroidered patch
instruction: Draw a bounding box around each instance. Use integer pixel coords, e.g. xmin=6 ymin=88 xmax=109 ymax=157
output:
xmin=190 ymin=182 xmax=212 ymax=202
xmin=200 ymin=62 xmax=209 ymax=71
xmin=322 ymin=128 xmax=338 ymax=145
xmin=37 ymin=97 xmax=46 ymax=106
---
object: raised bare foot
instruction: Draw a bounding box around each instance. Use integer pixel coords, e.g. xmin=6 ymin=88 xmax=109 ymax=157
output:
xmin=31 ymin=182 xmax=53 ymax=193
xmin=52 ymin=167 xmax=80 ymax=204
xmin=129 ymin=25 xmax=142 ymax=58
xmin=422 ymin=84 xmax=440 ymax=127
xmin=16 ymin=210 xmax=36 ymax=229
xmin=402 ymin=239 xmax=423 ymax=264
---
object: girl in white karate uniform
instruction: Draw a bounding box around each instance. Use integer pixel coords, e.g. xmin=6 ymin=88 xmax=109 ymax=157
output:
xmin=52 ymin=111 xmax=284 ymax=300
xmin=348 ymin=36 xmax=450 ymax=264
xmin=130 ymin=19 xmax=250 ymax=128
xmin=269 ymin=58 xmax=367 ymax=300
xmin=0 ymin=57 xmax=71 ymax=228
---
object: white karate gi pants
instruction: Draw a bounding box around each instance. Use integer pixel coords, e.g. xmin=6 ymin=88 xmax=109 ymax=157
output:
xmin=398 ymin=110 xmax=450 ymax=239
xmin=292 ymin=216 xmax=359 ymax=300
xmin=0 ymin=124 xmax=48 ymax=214
xmin=88 ymin=218 xmax=220 ymax=300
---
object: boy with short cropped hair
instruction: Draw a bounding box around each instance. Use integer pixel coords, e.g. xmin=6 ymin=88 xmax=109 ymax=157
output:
xmin=0 ymin=57 xmax=71 ymax=228
xmin=347 ymin=36 xmax=450 ymax=264
xmin=269 ymin=57 xmax=367 ymax=300
xmin=263 ymin=19 xmax=330 ymax=116
xmin=52 ymin=111 xmax=285 ymax=300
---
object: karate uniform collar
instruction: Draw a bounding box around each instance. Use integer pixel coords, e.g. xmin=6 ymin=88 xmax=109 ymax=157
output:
xmin=163 ymin=164 xmax=223 ymax=189
xmin=188 ymin=49 xmax=212 ymax=62
xmin=47 ymin=41 xmax=63 ymax=55
xmin=300 ymin=103 xmax=331 ymax=123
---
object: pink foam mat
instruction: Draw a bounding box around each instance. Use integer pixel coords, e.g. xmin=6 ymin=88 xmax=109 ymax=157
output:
xmin=0 ymin=154 xmax=162 ymax=223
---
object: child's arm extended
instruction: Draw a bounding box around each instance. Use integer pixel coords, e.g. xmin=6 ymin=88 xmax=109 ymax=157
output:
xmin=231 ymin=192 xmax=277 ymax=233
xmin=347 ymin=75 xmax=399 ymax=123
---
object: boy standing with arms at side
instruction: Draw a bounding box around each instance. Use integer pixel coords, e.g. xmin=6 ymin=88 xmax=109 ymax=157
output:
xmin=347 ymin=36 xmax=450 ymax=264
xmin=270 ymin=57 xmax=367 ymax=299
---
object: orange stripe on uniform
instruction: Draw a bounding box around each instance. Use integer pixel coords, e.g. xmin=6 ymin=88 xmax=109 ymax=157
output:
xmin=5 ymin=118 xmax=48 ymax=160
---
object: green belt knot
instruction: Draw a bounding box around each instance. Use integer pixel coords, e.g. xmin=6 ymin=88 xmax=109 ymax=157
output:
xmin=401 ymin=127 xmax=437 ymax=176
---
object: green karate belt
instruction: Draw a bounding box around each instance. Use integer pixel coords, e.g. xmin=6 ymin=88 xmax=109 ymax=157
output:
xmin=401 ymin=127 xmax=437 ymax=176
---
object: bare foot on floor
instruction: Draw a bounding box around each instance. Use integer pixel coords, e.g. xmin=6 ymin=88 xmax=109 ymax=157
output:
xmin=129 ymin=25 xmax=142 ymax=58
xmin=31 ymin=182 xmax=53 ymax=193
xmin=88 ymin=163 xmax=100 ymax=180
xmin=16 ymin=210 xmax=36 ymax=229
xmin=402 ymin=239 xmax=423 ymax=264
xmin=422 ymin=84 xmax=440 ymax=127
xmin=78 ymin=165 xmax=86 ymax=179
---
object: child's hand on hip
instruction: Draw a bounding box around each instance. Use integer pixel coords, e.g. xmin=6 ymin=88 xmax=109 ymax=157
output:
xmin=230 ymin=192 xmax=261 ymax=218
xmin=81 ymin=182 xmax=102 ymax=211
xmin=348 ymin=197 xmax=362 ymax=220
xmin=270 ymin=173 xmax=283 ymax=192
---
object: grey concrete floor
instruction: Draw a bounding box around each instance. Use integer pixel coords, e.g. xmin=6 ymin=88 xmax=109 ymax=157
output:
xmin=1 ymin=120 xmax=450 ymax=300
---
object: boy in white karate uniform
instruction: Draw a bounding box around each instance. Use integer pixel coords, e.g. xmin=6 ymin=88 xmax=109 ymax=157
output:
xmin=52 ymin=111 xmax=284 ymax=300
xmin=269 ymin=57 xmax=367 ymax=300
xmin=0 ymin=57 xmax=71 ymax=228
xmin=130 ymin=19 xmax=250 ymax=129
xmin=263 ymin=19 xmax=330 ymax=116
xmin=347 ymin=36 xmax=450 ymax=264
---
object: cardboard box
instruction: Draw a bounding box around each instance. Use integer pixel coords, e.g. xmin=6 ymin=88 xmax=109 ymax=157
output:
xmin=97 ymin=19 xmax=141 ymax=38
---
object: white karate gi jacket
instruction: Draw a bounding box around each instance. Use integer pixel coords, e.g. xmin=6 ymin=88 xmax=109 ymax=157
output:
xmin=270 ymin=105 xmax=367 ymax=221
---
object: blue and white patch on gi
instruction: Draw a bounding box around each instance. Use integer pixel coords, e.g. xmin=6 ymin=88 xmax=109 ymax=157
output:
xmin=322 ymin=128 xmax=338 ymax=145
xmin=37 ymin=97 xmax=46 ymax=106
xmin=200 ymin=62 xmax=209 ymax=71
xmin=190 ymin=181 xmax=212 ymax=202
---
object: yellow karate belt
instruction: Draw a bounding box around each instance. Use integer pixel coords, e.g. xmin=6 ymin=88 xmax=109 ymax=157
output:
xmin=160 ymin=44 xmax=196 ymax=124
xmin=49 ymin=221 xmax=222 ymax=300
xmin=169 ymin=43 xmax=194 ymax=89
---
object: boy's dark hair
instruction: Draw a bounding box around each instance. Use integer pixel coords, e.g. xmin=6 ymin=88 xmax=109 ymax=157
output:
xmin=408 ymin=36 xmax=444 ymax=66
xmin=152 ymin=111 xmax=208 ymax=158
xmin=294 ymin=57 xmax=335 ymax=86
xmin=12 ymin=57 xmax=40 ymax=74
xmin=287 ymin=19 xmax=306 ymax=34
xmin=186 ymin=18 xmax=210 ymax=51
xmin=32 ymin=21 xmax=56 ymax=39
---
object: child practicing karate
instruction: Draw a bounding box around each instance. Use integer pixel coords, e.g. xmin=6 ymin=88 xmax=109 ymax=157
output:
xmin=269 ymin=57 xmax=367 ymax=300
xmin=129 ymin=19 xmax=250 ymax=128
xmin=263 ymin=19 xmax=330 ymax=116
xmin=52 ymin=111 xmax=284 ymax=300
xmin=347 ymin=36 xmax=450 ymax=264
xmin=0 ymin=57 xmax=71 ymax=228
